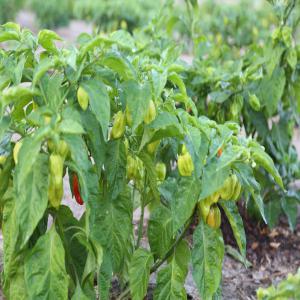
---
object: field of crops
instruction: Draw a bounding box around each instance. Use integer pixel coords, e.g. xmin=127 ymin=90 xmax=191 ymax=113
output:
xmin=0 ymin=0 xmax=300 ymax=299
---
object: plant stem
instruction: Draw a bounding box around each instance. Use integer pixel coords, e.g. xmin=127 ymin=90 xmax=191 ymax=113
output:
xmin=150 ymin=215 xmax=192 ymax=273
xmin=117 ymin=215 xmax=194 ymax=300
xmin=135 ymin=174 xmax=147 ymax=249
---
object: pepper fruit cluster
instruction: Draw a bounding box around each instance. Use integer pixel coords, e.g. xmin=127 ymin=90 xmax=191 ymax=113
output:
xmin=198 ymin=172 xmax=242 ymax=229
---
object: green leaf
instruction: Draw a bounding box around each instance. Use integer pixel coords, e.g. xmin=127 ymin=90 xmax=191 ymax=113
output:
xmin=140 ymin=112 xmax=184 ymax=150
xmin=122 ymin=80 xmax=151 ymax=130
xmin=151 ymin=69 xmax=167 ymax=100
xmin=148 ymin=205 xmax=173 ymax=259
xmin=64 ymin=134 xmax=92 ymax=202
xmin=32 ymin=58 xmax=58 ymax=86
xmin=138 ymin=151 xmax=159 ymax=201
xmin=250 ymin=143 xmax=283 ymax=189
xmin=71 ymin=284 xmax=90 ymax=300
xmin=81 ymin=79 xmax=110 ymax=139
xmin=14 ymin=154 xmax=49 ymax=249
xmin=2 ymin=189 xmax=21 ymax=291
xmin=154 ymin=240 xmax=190 ymax=300
xmin=281 ymin=196 xmax=298 ymax=230
xmin=220 ymin=201 xmax=246 ymax=257
xmin=58 ymin=119 xmax=85 ymax=134
xmin=4 ymin=262 xmax=28 ymax=300
xmin=255 ymin=66 xmax=285 ymax=116
xmin=98 ymin=252 xmax=113 ymax=300
xmin=102 ymin=52 xmax=136 ymax=80
xmin=24 ymin=226 xmax=69 ymax=299
xmin=55 ymin=205 xmax=87 ymax=286
xmin=170 ymin=177 xmax=201 ymax=234
xmin=105 ymin=139 xmax=127 ymax=199
xmin=209 ymin=90 xmax=232 ymax=103
xmin=109 ymin=30 xmax=135 ymax=50
xmin=0 ymin=116 xmax=10 ymax=141
xmin=38 ymin=29 xmax=62 ymax=53
xmin=192 ymin=220 xmax=224 ymax=300
xmin=81 ymin=110 xmax=106 ymax=176
xmin=129 ymin=248 xmax=154 ymax=300
xmin=2 ymin=86 xmax=36 ymax=106
xmin=200 ymin=158 xmax=230 ymax=200
xmin=88 ymin=188 xmax=133 ymax=273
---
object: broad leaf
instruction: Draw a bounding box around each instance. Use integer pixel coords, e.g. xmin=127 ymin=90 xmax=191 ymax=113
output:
xmin=122 ymin=80 xmax=151 ymax=130
xmin=88 ymin=188 xmax=133 ymax=272
xmin=148 ymin=205 xmax=173 ymax=259
xmin=105 ymin=139 xmax=127 ymax=199
xmin=81 ymin=79 xmax=110 ymax=139
xmin=154 ymin=240 xmax=190 ymax=300
xmin=192 ymin=220 xmax=224 ymax=300
xmin=220 ymin=201 xmax=246 ymax=257
xmin=24 ymin=226 xmax=69 ymax=299
xmin=15 ymin=154 xmax=49 ymax=249
xmin=129 ymin=248 xmax=154 ymax=300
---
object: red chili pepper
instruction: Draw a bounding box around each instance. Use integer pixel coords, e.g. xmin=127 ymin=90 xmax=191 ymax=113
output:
xmin=217 ymin=148 xmax=223 ymax=157
xmin=72 ymin=174 xmax=84 ymax=205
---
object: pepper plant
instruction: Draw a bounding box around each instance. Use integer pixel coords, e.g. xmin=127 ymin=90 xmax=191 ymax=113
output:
xmin=0 ymin=23 xmax=283 ymax=299
xmin=178 ymin=0 xmax=300 ymax=228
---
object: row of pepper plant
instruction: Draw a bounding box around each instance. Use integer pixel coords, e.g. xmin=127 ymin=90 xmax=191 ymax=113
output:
xmin=0 ymin=16 xmax=284 ymax=300
xmin=178 ymin=0 xmax=300 ymax=228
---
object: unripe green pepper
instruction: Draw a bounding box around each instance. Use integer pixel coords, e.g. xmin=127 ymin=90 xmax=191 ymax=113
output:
xmin=155 ymin=162 xmax=166 ymax=181
xmin=111 ymin=111 xmax=126 ymax=139
xmin=77 ymin=86 xmax=89 ymax=111
xmin=147 ymin=140 xmax=160 ymax=154
xmin=48 ymin=154 xmax=64 ymax=209
xmin=48 ymin=176 xmax=63 ymax=209
xmin=57 ymin=140 xmax=69 ymax=159
xmin=206 ymin=205 xmax=221 ymax=229
xmin=232 ymin=181 xmax=242 ymax=201
xmin=125 ymin=106 xmax=133 ymax=127
xmin=49 ymin=154 xmax=63 ymax=177
xmin=0 ymin=155 xmax=7 ymax=166
xmin=198 ymin=199 xmax=211 ymax=220
xmin=144 ymin=100 xmax=156 ymax=124
xmin=225 ymin=121 xmax=240 ymax=134
xmin=219 ymin=176 xmax=234 ymax=200
xmin=124 ymin=138 xmax=129 ymax=156
xmin=249 ymin=94 xmax=261 ymax=111
xmin=13 ymin=141 xmax=23 ymax=165
xmin=126 ymin=155 xmax=139 ymax=180
xmin=181 ymin=144 xmax=188 ymax=155
xmin=178 ymin=151 xmax=194 ymax=176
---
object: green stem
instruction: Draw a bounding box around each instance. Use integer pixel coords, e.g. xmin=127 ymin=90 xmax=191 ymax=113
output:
xmin=118 ymin=215 xmax=194 ymax=300
xmin=135 ymin=175 xmax=147 ymax=249
xmin=150 ymin=215 xmax=192 ymax=273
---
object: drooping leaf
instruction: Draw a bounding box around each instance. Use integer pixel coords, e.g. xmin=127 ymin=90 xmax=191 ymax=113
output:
xmin=122 ymin=80 xmax=151 ymax=130
xmin=15 ymin=154 xmax=49 ymax=249
xmin=129 ymin=248 xmax=154 ymax=300
xmin=148 ymin=205 xmax=173 ymax=259
xmin=154 ymin=240 xmax=190 ymax=300
xmin=220 ymin=201 xmax=246 ymax=257
xmin=192 ymin=220 xmax=224 ymax=300
xmin=88 ymin=187 xmax=133 ymax=273
xmin=81 ymin=79 xmax=110 ymax=139
xmin=105 ymin=139 xmax=127 ymax=199
xmin=24 ymin=226 xmax=69 ymax=299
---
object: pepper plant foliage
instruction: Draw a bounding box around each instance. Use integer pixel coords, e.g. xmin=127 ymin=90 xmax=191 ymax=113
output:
xmin=180 ymin=0 xmax=300 ymax=228
xmin=0 ymin=24 xmax=283 ymax=299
